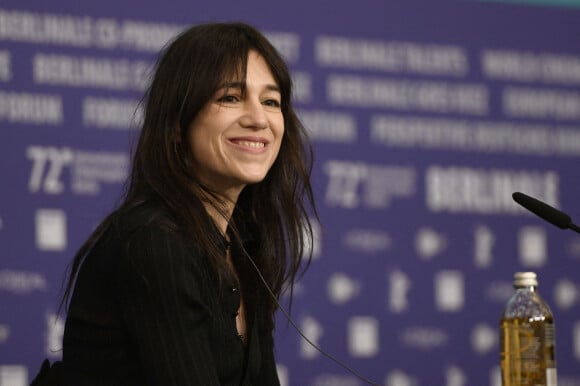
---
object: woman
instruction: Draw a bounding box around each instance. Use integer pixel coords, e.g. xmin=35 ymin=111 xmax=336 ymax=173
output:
xmin=59 ymin=22 xmax=316 ymax=385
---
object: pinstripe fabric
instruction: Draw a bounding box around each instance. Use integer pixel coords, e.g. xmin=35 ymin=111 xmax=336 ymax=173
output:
xmin=63 ymin=206 xmax=280 ymax=386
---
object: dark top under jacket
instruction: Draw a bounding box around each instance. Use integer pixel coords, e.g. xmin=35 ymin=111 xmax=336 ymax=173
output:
xmin=63 ymin=203 xmax=280 ymax=386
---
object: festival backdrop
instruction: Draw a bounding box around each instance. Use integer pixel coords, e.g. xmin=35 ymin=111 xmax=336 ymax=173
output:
xmin=1 ymin=0 xmax=580 ymax=385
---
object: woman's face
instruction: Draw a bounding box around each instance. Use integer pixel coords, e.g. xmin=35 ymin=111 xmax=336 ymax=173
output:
xmin=188 ymin=50 xmax=284 ymax=200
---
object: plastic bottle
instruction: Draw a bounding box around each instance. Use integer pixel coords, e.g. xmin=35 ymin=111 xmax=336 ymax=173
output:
xmin=500 ymin=272 xmax=557 ymax=386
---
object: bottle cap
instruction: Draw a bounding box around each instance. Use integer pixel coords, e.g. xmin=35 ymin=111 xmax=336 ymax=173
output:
xmin=513 ymin=271 xmax=538 ymax=287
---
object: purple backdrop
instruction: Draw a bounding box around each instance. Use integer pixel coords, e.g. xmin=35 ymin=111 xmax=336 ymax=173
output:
xmin=2 ymin=1 xmax=580 ymax=385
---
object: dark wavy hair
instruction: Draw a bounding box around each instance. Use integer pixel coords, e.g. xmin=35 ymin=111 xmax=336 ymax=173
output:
xmin=62 ymin=22 xmax=316 ymax=331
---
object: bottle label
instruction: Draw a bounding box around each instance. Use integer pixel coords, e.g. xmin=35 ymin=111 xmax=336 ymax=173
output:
xmin=546 ymin=368 xmax=557 ymax=386
xmin=500 ymin=318 xmax=556 ymax=386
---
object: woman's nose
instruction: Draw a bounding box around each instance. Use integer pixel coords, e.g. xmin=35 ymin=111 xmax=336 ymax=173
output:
xmin=239 ymin=99 xmax=268 ymax=129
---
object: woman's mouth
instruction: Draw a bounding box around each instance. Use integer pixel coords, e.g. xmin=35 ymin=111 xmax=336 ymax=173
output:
xmin=235 ymin=140 xmax=265 ymax=148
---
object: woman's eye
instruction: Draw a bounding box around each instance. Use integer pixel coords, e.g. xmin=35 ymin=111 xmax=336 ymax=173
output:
xmin=263 ymin=99 xmax=281 ymax=108
xmin=217 ymin=95 xmax=239 ymax=103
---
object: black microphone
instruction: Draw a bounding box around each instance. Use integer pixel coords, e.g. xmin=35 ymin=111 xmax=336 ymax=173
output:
xmin=512 ymin=192 xmax=580 ymax=234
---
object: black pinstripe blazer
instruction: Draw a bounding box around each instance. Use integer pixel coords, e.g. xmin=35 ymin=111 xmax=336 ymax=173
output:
xmin=62 ymin=204 xmax=280 ymax=386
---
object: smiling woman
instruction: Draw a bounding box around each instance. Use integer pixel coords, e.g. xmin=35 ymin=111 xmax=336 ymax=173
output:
xmin=188 ymin=51 xmax=285 ymax=220
xmin=31 ymin=22 xmax=317 ymax=386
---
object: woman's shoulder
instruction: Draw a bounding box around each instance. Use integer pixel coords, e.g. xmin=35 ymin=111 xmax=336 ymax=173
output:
xmin=116 ymin=199 xmax=179 ymax=233
xmin=88 ymin=200 xmax=188 ymax=256
xmin=100 ymin=201 xmax=210 ymax=269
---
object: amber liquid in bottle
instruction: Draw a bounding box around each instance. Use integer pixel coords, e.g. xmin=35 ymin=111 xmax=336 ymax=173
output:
xmin=500 ymin=316 xmax=556 ymax=386
xmin=500 ymin=272 xmax=557 ymax=386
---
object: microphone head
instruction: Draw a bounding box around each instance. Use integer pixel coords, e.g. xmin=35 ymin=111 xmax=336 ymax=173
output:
xmin=512 ymin=192 xmax=571 ymax=230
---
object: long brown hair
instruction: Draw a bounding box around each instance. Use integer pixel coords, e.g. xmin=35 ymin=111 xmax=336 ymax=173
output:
xmin=62 ymin=22 xmax=317 ymax=330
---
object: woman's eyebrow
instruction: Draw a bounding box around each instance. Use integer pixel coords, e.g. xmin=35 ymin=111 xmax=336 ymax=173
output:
xmin=218 ymin=82 xmax=280 ymax=93
xmin=265 ymin=84 xmax=281 ymax=93
xmin=218 ymin=81 xmax=243 ymax=90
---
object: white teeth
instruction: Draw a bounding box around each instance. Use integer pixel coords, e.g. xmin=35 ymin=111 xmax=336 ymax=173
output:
xmin=238 ymin=140 xmax=264 ymax=148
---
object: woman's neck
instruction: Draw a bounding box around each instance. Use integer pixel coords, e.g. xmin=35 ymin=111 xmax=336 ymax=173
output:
xmin=203 ymin=198 xmax=236 ymax=236
xmin=198 ymin=182 xmax=243 ymax=236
